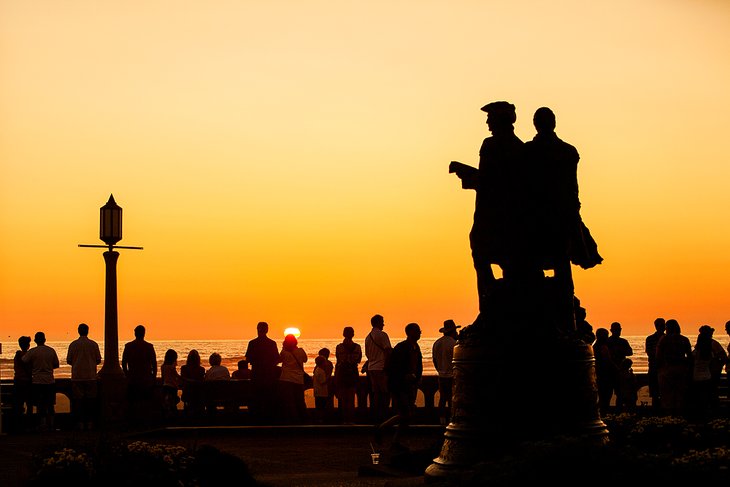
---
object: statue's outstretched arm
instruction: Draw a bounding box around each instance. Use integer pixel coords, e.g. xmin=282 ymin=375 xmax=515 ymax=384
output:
xmin=449 ymin=161 xmax=479 ymax=190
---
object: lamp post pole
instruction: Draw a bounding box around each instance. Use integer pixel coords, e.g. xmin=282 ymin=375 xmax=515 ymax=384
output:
xmin=99 ymin=250 xmax=122 ymax=378
xmin=79 ymin=194 xmax=142 ymax=422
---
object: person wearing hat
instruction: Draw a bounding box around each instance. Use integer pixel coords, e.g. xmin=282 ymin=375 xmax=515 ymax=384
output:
xmin=432 ymin=319 xmax=461 ymax=425
xmin=449 ymin=101 xmax=527 ymax=312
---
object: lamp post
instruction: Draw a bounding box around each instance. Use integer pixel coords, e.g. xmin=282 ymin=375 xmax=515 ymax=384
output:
xmin=79 ymin=194 xmax=142 ymax=421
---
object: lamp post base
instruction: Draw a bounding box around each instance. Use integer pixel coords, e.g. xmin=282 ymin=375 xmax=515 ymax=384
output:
xmin=98 ymin=371 xmax=127 ymax=425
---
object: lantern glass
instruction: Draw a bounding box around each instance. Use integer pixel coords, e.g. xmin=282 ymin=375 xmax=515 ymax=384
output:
xmin=100 ymin=195 xmax=122 ymax=246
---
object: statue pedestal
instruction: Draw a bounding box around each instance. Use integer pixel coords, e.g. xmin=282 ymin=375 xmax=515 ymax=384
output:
xmin=426 ymin=278 xmax=608 ymax=481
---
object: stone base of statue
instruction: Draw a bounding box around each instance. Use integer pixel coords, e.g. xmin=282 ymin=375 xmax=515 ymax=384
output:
xmin=425 ymin=276 xmax=608 ymax=481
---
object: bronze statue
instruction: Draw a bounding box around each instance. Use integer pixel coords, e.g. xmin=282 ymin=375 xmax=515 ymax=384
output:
xmin=428 ymin=103 xmax=608 ymax=481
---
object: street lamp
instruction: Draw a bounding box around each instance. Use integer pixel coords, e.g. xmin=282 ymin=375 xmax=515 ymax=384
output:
xmin=80 ymin=194 xmax=143 ymax=376
xmin=79 ymin=195 xmax=142 ymax=421
xmin=100 ymin=195 xmax=123 ymax=247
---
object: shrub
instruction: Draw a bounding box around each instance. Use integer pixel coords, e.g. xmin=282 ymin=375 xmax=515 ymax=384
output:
xmin=31 ymin=440 xmax=256 ymax=486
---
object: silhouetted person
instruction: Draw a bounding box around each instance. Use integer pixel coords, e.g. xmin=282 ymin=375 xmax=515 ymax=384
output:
xmin=318 ymin=347 xmax=335 ymax=411
xmin=66 ymin=323 xmax=102 ymax=430
xmin=433 ymin=319 xmax=460 ymax=425
xmin=277 ymin=334 xmax=308 ymax=424
xmin=689 ymin=328 xmax=715 ymax=421
xmin=313 ymin=355 xmax=330 ymax=424
xmin=592 ymin=327 xmax=618 ymax=415
xmin=205 ymin=352 xmax=231 ymax=380
xmin=607 ymin=321 xmax=633 ymax=412
xmin=365 ymin=314 xmax=392 ymax=424
xmin=22 ymin=331 xmax=60 ymax=431
xmin=335 ymin=326 xmax=362 ymax=424
xmin=725 ymin=321 xmax=730 ymax=363
xmin=232 ymin=359 xmax=251 ymax=380
xmin=645 ymin=317 xmax=666 ymax=409
xmin=204 ymin=352 xmax=230 ymax=415
xmin=13 ymin=335 xmax=33 ymax=432
xmin=161 ymin=348 xmax=181 ymax=417
xmin=698 ymin=325 xmax=727 ymax=411
xmin=618 ymin=358 xmax=638 ymax=413
xmin=180 ymin=349 xmax=205 ymax=416
xmin=656 ymin=319 xmax=692 ymax=416
xmin=244 ymin=321 xmax=281 ymax=424
xmin=122 ymin=324 xmax=157 ymax=421
xmin=450 ymin=101 xmax=527 ymax=310
xmin=376 ymin=322 xmax=423 ymax=450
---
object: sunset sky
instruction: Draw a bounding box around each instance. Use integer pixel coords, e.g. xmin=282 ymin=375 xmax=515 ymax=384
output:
xmin=2 ymin=1 xmax=730 ymax=343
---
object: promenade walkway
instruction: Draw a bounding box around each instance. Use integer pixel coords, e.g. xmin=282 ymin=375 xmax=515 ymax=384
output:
xmin=0 ymin=424 xmax=446 ymax=486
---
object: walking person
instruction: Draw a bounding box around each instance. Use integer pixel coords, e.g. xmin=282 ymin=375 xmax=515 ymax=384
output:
xmin=66 ymin=323 xmax=102 ymax=430
xmin=432 ymin=319 xmax=460 ymax=425
xmin=645 ymin=318 xmax=666 ymax=410
xmin=12 ymin=335 xmax=33 ymax=432
xmin=122 ymin=324 xmax=157 ymax=422
xmin=334 ymin=326 xmax=362 ymax=424
xmin=365 ymin=314 xmax=392 ymax=424
xmin=22 ymin=331 xmax=60 ymax=431
xmin=245 ymin=321 xmax=281 ymax=424
xmin=375 ymin=323 xmax=423 ymax=450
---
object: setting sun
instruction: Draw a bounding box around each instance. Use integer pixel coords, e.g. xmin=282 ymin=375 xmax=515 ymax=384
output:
xmin=284 ymin=327 xmax=301 ymax=338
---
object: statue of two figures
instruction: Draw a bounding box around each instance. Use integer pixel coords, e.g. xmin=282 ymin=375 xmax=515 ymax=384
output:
xmin=427 ymin=103 xmax=608 ymax=479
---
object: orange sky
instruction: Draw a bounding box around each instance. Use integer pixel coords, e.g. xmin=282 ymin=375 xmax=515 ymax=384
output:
xmin=2 ymin=1 xmax=730 ymax=343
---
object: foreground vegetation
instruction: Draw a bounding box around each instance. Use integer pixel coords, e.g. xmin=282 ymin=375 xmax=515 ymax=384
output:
xmin=30 ymin=438 xmax=256 ymax=486
xmin=28 ymin=412 xmax=730 ymax=486
xmin=462 ymin=413 xmax=730 ymax=486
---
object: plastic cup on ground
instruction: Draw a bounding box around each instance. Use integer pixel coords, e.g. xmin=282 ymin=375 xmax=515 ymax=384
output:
xmin=371 ymin=453 xmax=380 ymax=465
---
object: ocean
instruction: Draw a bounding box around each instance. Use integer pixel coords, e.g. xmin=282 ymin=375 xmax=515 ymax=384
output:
xmin=0 ymin=335 xmax=661 ymax=381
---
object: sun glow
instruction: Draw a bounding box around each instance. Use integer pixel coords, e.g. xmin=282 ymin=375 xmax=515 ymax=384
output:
xmin=284 ymin=327 xmax=301 ymax=338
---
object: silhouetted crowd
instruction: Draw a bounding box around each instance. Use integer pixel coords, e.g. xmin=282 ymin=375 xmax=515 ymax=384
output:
xmin=591 ymin=316 xmax=730 ymax=421
xmin=9 ymin=315 xmax=457 ymax=439
xmin=11 ymin=314 xmax=730 ymax=434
